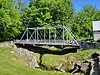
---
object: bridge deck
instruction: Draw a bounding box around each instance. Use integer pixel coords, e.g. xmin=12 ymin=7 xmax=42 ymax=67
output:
xmin=14 ymin=40 xmax=79 ymax=46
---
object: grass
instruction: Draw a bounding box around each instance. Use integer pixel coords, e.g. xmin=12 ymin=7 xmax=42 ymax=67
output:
xmin=0 ymin=46 xmax=71 ymax=75
xmin=42 ymin=49 xmax=100 ymax=71
xmin=39 ymin=46 xmax=60 ymax=51
xmin=1 ymin=46 xmax=100 ymax=75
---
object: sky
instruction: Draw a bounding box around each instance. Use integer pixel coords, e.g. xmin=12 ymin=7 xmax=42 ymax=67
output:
xmin=22 ymin=0 xmax=100 ymax=12
xmin=72 ymin=0 xmax=100 ymax=12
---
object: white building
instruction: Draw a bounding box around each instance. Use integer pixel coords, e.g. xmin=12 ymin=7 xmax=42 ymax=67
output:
xmin=92 ymin=21 xmax=100 ymax=41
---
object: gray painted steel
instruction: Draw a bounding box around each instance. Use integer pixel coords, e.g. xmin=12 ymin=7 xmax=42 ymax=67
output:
xmin=14 ymin=26 xmax=79 ymax=46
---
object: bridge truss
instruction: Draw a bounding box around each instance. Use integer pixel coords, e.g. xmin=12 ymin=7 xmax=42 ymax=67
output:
xmin=15 ymin=26 xmax=79 ymax=46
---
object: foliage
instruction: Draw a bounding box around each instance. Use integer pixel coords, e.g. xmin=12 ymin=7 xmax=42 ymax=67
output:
xmin=22 ymin=1 xmax=100 ymax=40
xmin=72 ymin=5 xmax=100 ymax=39
xmin=22 ymin=0 xmax=75 ymax=28
xmin=0 ymin=0 xmax=23 ymax=41
xmin=20 ymin=0 xmax=75 ymax=40
xmin=0 ymin=0 xmax=100 ymax=41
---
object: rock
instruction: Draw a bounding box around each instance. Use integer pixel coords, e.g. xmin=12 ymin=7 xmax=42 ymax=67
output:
xmin=27 ymin=56 xmax=39 ymax=68
xmin=71 ymin=63 xmax=81 ymax=74
xmin=55 ymin=52 xmax=100 ymax=74
xmin=90 ymin=53 xmax=100 ymax=75
xmin=56 ymin=64 xmax=63 ymax=70
xmin=0 ymin=41 xmax=16 ymax=48
xmin=71 ymin=61 xmax=91 ymax=74
xmin=12 ymin=48 xmax=39 ymax=68
xmin=60 ymin=69 xmax=66 ymax=72
xmin=55 ymin=64 xmax=66 ymax=72
xmin=80 ymin=63 xmax=90 ymax=73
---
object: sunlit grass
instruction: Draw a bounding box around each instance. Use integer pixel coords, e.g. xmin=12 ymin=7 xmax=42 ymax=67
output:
xmin=0 ymin=46 xmax=71 ymax=75
xmin=42 ymin=49 xmax=100 ymax=70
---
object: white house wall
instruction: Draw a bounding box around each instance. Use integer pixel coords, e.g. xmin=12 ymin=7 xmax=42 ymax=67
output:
xmin=93 ymin=31 xmax=100 ymax=41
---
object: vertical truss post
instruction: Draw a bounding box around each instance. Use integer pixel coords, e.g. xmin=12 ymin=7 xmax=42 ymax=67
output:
xmin=67 ymin=30 xmax=68 ymax=40
xmin=54 ymin=28 xmax=56 ymax=43
xmin=27 ymin=28 xmax=28 ymax=41
xmin=66 ymin=28 xmax=70 ymax=45
xmin=35 ymin=29 xmax=36 ymax=43
xmin=49 ymin=28 xmax=50 ymax=42
xmin=44 ymin=28 xmax=45 ymax=41
xmin=37 ymin=27 xmax=38 ymax=42
xmin=63 ymin=26 xmax=64 ymax=42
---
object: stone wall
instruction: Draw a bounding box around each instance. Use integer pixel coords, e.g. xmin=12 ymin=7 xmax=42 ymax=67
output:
xmin=80 ymin=41 xmax=100 ymax=50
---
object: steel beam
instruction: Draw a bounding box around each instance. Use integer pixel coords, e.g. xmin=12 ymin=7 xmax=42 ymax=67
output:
xmin=27 ymin=29 xmax=28 ymax=41
xmin=44 ymin=28 xmax=45 ymax=41
xmin=54 ymin=28 xmax=56 ymax=43
xmin=49 ymin=29 xmax=50 ymax=42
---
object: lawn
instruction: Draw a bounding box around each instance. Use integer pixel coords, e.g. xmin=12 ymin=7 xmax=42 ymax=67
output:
xmin=0 ymin=46 xmax=71 ymax=75
xmin=0 ymin=46 xmax=100 ymax=75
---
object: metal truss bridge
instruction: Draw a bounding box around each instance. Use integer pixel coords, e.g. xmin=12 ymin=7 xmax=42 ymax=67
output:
xmin=14 ymin=26 xmax=80 ymax=47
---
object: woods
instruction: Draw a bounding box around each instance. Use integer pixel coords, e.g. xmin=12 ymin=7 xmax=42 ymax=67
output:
xmin=0 ymin=0 xmax=23 ymax=41
xmin=0 ymin=0 xmax=100 ymax=41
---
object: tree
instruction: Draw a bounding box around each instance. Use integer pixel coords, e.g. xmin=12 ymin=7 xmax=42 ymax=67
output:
xmin=0 ymin=0 xmax=23 ymax=41
xmin=73 ymin=5 xmax=100 ymax=39
xmin=22 ymin=0 xmax=75 ymax=28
